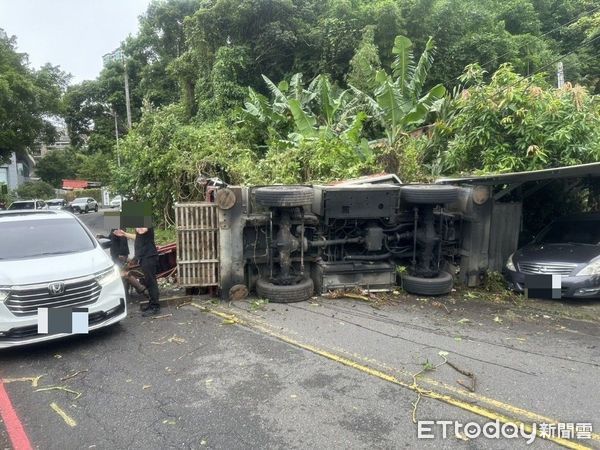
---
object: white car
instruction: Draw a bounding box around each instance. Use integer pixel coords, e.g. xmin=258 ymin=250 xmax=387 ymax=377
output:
xmin=8 ymin=199 xmax=49 ymax=210
xmin=70 ymin=197 xmax=99 ymax=214
xmin=0 ymin=210 xmax=127 ymax=349
xmin=109 ymin=195 xmax=122 ymax=209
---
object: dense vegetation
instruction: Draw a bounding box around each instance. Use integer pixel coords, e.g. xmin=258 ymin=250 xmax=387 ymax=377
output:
xmin=2 ymin=0 xmax=599 ymax=223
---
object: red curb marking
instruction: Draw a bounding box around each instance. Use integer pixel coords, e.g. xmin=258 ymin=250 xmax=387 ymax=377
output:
xmin=0 ymin=379 xmax=33 ymax=450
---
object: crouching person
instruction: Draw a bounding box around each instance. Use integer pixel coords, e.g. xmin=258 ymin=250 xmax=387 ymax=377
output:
xmin=114 ymin=227 xmax=160 ymax=316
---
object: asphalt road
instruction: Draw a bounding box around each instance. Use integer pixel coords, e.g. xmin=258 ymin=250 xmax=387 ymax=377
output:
xmin=0 ymin=211 xmax=598 ymax=449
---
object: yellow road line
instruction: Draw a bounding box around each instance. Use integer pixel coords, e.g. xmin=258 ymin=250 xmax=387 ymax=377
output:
xmin=49 ymin=402 xmax=77 ymax=427
xmin=192 ymin=303 xmax=595 ymax=450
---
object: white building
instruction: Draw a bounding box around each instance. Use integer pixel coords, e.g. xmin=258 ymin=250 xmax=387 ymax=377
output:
xmin=0 ymin=152 xmax=35 ymax=191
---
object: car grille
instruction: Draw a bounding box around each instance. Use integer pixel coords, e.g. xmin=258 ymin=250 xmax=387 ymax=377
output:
xmin=5 ymin=277 xmax=101 ymax=316
xmin=518 ymin=262 xmax=577 ymax=276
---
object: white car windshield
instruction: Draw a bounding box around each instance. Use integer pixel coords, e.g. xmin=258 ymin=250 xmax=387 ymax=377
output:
xmin=8 ymin=202 xmax=35 ymax=210
xmin=72 ymin=198 xmax=88 ymax=203
xmin=0 ymin=218 xmax=95 ymax=260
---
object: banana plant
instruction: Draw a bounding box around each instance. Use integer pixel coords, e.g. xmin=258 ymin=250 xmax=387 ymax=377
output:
xmin=243 ymin=73 xmax=368 ymax=148
xmin=350 ymin=35 xmax=446 ymax=145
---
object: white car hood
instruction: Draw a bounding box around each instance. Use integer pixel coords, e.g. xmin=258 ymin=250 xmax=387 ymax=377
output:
xmin=0 ymin=247 xmax=112 ymax=286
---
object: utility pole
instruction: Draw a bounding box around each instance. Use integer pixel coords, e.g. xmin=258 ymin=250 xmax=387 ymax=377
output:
xmin=122 ymin=55 xmax=132 ymax=129
xmin=557 ymin=62 xmax=564 ymax=88
xmin=113 ymin=109 xmax=121 ymax=167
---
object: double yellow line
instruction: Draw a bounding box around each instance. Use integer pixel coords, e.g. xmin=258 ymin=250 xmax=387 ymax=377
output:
xmin=191 ymin=303 xmax=598 ymax=449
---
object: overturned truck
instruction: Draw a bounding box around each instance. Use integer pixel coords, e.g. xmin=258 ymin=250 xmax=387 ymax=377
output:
xmin=174 ymin=178 xmax=498 ymax=302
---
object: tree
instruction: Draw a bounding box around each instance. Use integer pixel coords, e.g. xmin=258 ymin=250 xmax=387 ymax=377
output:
xmin=0 ymin=30 xmax=69 ymax=163
xmin=350 ymin=35 xmax=446 ymax=144
xmin=347 ymin=26 xmax=382 ymax=92
xmin=16 ymin=181 xmax=55 ymax=200
xmin=35 ymin=150 xmax=77 ymax=188
xmin=431 ymin=64 xmax=600 ymax=175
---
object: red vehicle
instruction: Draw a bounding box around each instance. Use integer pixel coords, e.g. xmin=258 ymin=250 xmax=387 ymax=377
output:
xmin=122 ymin=243 xmax=177 ymax=296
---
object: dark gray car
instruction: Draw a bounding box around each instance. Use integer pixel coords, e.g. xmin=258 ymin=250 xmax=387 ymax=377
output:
xmin=504 ymin=213 xmax=600 ymax=298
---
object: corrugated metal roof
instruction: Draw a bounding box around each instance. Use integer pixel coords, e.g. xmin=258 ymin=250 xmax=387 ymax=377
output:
xmin=436 ymin=162 xmax=600 ymax=186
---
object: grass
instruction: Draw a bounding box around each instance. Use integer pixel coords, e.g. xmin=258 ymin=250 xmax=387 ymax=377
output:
xmin=155 ymin=227 xmax=176 ymax=245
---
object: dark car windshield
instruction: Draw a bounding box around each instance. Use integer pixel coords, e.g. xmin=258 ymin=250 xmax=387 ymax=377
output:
xmin=0 ymin=217 xmax=95 ymax=260
xmin=47 ymin=201 xmax=64 ymax=206
xmin=535 ymin=219 xmax=600 ymax=245
xmin=8 ymin=202 xmax=35 ymax=210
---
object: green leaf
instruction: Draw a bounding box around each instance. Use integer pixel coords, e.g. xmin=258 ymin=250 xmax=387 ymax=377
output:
xmin=288 ymin=98 xmax=317 ymax=138
xmin=391 ymin=35 xmax=414 ymax=95
xmin=409 ymin=37 xmax=435 ymax=100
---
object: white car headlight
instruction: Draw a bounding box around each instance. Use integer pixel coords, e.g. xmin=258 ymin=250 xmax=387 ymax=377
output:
xmin=0 ymin=289 xmax=9 ymax=303
xmin=506 ymin=253 xmax=516 ymax=271
xmin=576 ymin=259 xmax=600 ymax=276
xmin=95 ymin=265 xmax=121 ymax=286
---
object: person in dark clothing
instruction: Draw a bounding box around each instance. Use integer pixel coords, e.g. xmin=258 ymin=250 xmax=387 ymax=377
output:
xmin=114 ymin=227 xmax=160 ymax=316
xmin=96 ymin=229 xmax=129 ymax=266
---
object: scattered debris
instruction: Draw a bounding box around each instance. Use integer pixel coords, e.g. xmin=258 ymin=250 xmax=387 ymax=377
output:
xmin=222 ymin=319 xmax=237 ymax=325
xmin=455 ymin=431 xmax=470 ymax=441
xmin=447 ymin=361 xmax=476 ymax=392
xmin=60 ymin=370 xmax=88 ymax=382
xmin=431 ymin=301 xmax=450 ymax=313
xmin=457 ymin=318 xmax=471 ymax=324
xmin=54 ymin=354 xmax=62 ymax=359
xmin=143 ymin=385 xmax=151 ymax=390
xmin=493 ymin=316 xmax=503 ymax=324
xmin=162 ymin=419 xmax=177 ymax=425
xmin=2 ymin=375 xmax=44 ymax=387
xmin=151 ymin=334 xmax=186 ymax=345
xmin=151 ymin=313 xmax=173 ymax=320
xmin=250 ymin=299 xmax=269 ymax=311
xmin=36 ymin=386 xmax=82 ymax=400
xmin=50 ymin=402 xmax=77 ymax=427
xmin=410 ymin=351 xmax=449 ymax=423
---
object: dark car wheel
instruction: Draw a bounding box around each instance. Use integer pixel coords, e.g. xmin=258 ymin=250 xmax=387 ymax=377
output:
xmin=94 ymin=205 xmax=98 ymax=212
xmin=401 ymin=271 xmax=453 ymax=296
xmin=255 ymin=186 xmax=314 ymax=208
xmin=256 ymin=277 xmax=314 ymax=303
xmin=400 ymin=185 xmax=458 ymax=205
xmin=84 ymin=206 xmax=89 ymax=214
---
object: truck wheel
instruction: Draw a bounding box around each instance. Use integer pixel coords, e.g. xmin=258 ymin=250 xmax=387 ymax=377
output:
xmin=255 ymin=186 xmax=314 ymax=208
xmin=400 ymin=185 xmax=458 ymax=205
xmin=256 ymin=277 xmax=314 ymax=303
xmin=401 ymin=271 xmax=453 ymax=296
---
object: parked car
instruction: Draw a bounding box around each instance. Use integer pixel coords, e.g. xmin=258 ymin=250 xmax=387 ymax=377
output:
xmin=109 ymin=195 xmax=122 ymax=209
xmin=505 ymin=213 xmax=600 ymax=298
xmin=70 ymin=197 xmax=98 ymax=214
xmin=46 ymin=198 xmax=71 ymax=211
xmin=8 ymin=199 xmax=48 ymax=210
xmin=0 ymin=210 xmax=127 ymax=349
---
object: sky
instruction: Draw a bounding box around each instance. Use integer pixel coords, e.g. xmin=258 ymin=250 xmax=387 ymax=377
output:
xmin=0 ymin=0 xmax=152 ymax=83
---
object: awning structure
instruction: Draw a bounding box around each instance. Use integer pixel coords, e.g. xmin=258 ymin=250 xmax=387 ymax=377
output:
xmin=436 ymin=162 xmax=600 ymax=185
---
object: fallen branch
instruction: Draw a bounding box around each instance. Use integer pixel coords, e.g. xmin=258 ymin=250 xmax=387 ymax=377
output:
xmin=60 ymin=370 xmax=88 ymax=382
xmin=3 ymin=375 xmax=44 ymax=387
xmin=150 ymin=313 xmax=173 ymax=320
xmin=447 ymin=361 xmax=476 ymax=392
xmin=36 ymin=386 xmax=82 ymax=400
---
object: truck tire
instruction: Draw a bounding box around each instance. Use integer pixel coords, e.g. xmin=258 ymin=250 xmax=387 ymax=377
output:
xmin=255 ymin=186 xmax=314 ymax=208
xmin=401 ymin=271 xmax=453 ymax=296
xmin=400 ymin=185 xmax=458 ymax=205
xmin=256 ymin=277 xmax=314 ymax=303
